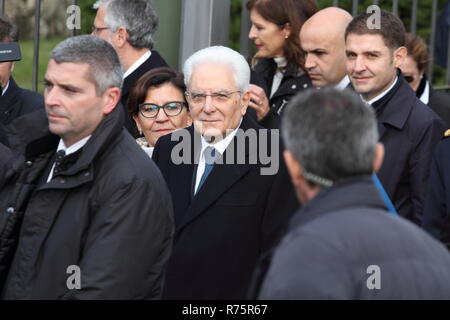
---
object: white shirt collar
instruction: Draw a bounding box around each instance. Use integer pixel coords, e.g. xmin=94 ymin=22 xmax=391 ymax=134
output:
xmin=335 ymin=75 xmax=350 ymax=91
xmin=123 ymin=50 xmax=151 ymax=79
xmin=199 ymin=118 xmax=243 ymax=157
xmin=57 ymin=135 xmax=91 ymax=156
xmin=419 ymin=80 xmax=430 ymax=105
xmin=1 ymin=80 xmax=10 ymax=96
xmin=366 ymin=76 xmax=398 ymax=105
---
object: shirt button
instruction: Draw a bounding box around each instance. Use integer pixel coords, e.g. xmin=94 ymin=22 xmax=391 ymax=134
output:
xmin=291 ymin=84 xmax=297 ymax=90
xmin=6 ymin=207 xmax=15 ymax=214
xmin=60 ymin=179 xmax=66 ymax=184
xmin=84 ymin=172 xmax=90 ymax=177
xmin=25 ymin=161 xmax=33 ymax=167
xmin=303 ymin=84 xmax=308 ymax=88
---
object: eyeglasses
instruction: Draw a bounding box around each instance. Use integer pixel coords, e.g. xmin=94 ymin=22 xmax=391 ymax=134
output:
xmin=91 ymin=26 xmax=109 ymax=34
xmin=185 ymin=91 xmax=241 ymax=105
xmin=138 ymin=101 xmax=186 ymax=118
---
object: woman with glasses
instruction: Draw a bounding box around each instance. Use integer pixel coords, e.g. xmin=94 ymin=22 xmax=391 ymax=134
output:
xmin=400 ymin=33 xmax=450 ymax=126
xmin=246 ymin=0 xmax=317 ymax=129
xmin=127 ymin=67 xmax=192 ymax=157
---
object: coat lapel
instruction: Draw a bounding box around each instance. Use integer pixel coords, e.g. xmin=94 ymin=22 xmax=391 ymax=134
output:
xmin=176 ymin=117 xmax=256 ymax=233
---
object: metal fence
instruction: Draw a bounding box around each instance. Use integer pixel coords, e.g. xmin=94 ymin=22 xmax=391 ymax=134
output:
xmin=0 ymin=0 xmax=448 ymax=92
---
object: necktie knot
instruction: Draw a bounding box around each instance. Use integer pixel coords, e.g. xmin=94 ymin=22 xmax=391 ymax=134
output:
xmin=204 ymin=147 xmax=217 ymax=165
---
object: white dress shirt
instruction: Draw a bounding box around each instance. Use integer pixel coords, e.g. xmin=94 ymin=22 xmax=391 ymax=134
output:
xmin=123 ymin=50 xmax=151 ymax=79
xmin=1 ymin=80 xmax=9 ymax=96
xmin=366 ymin=76 xmax=398 ymax=105
xmin=47 ymin=136 xmax=91 ymax=182
xmin=194 ymin=119 xmax=242 ymax=194
xmin=335 ymin=75 xmax=350 ymax=91
xmin=419 ymin=80 xmax=430 ymax=105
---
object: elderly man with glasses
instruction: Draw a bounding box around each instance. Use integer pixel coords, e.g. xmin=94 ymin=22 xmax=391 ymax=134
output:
xmin=152 ymin=46 xmax=299 ymax=300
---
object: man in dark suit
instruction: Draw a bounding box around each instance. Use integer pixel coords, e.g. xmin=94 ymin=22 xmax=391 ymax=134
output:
xmin=345 ymin=11 xmax=446 ymax=223
xmin=152 ymin=46 xmax=299 ymax=299
xmin=0 ymin=15 xmax=43 ymax=127
xmin=92 ymin=0 xmax=167 ymax=136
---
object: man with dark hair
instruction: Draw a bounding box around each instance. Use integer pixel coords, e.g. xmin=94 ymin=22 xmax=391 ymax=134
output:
xmin=258 ymin=88 xmax=450 ymax=299
xmin=0 ymin=15 xmax=43 ymax=126
xmin=92 ymin=0 xmax=168 ymax=136
xmin=345 ymin=10 xmax=446 ymax=223
xmin=0 ymin=35 xmax=173 ymax=299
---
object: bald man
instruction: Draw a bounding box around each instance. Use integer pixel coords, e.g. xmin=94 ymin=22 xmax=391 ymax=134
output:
xmin=300 ymin=7 xmax=352 ymax=88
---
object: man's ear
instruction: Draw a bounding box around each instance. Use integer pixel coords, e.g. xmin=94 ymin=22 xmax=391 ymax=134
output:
xmin=283 ymin=150 xmax=303 ymax=187
xmin=102 ymin=87 xmax=121 ymax=115
xmin=393 ymin=46 xmax=407 ymax=68
xmin=114 ymin=26 xmax=128 ymax=48
xmin=373 ymin=142 xmax=385 ymax=173
xmin=240 ymin=90 xmax=250 ymax=116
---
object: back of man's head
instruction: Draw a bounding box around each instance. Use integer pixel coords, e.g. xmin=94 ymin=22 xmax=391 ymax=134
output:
xmin=345 ymin=10 xmax=405 ymax=51
xmin=0 ymin=15 xmax=18 ymax=42
xmin=282 ymin=88 xmax=378 ymax=186
xmin=94 ymin=0 xmax=158 ymax=49
xmin=50 ymin=35 xmax=123 ymax=96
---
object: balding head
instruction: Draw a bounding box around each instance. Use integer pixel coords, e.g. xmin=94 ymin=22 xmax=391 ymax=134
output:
xmin=300 ymin=7 xmax=352 ymax=87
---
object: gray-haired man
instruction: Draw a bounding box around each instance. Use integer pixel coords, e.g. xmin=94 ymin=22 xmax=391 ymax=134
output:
xmin=0 ymin=35 xmax=173 ymax=299
xmin=92 ymin=0 xmax=168 ymax=136
xmin=259 ymin=88 xmax=450 ymax=299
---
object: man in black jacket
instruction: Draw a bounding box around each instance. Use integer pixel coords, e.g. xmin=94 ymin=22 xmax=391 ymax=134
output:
xmin=0 ymin=15 xmax=43 ymax=126
xmin=259 ymin=88 xmax=450 ymax=299
xmin=92 ymin=0 xmax=168 ymax=136
xmin=345 ymin=11 xmax=446 ymax=223
xmin=153 ymin=46 xmax=298 ymax=299
xmin=0 ymin=35 xmax=174 ymax=299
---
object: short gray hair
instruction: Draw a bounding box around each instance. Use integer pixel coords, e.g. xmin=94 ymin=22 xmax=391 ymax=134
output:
xmin=183 ymin=46 xmax=250 ymax=92
xmin=94 ymin=0 xmax=158 ymax=49
xmin=282 ymin=88 xmax=378 ymax=186
xmin=50 ymin=35 xmax=123 ymax=95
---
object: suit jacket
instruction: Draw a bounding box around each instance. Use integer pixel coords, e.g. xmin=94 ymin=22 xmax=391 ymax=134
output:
xmin=259 ymin=176 xmax=450 ymax=299
xmin=372 ymin=74 xmax=447 ymax=223
xmin=428 ymin=88 xmax=450 ymax=128
xmin=0 ymin=77 xmax=44 ymax=126
xmin=250 ymin=58 xmax=312 ymax=129
xmin=423 ymin=136 xmax=450 ymax=250
xmin=152 ymin=115 xmax=299 ymax=299
xmin=120 ymin=51 xmax=168 ymax=137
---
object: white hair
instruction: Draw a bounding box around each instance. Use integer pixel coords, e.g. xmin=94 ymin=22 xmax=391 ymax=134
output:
xmin=183 ymin=46 xmax=250 ymax=92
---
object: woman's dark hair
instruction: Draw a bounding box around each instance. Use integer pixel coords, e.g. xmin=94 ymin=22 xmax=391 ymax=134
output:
xmin=405 ymin=33 xmax=429 ymax=75
xmin=246 ymin=0 xmax=318 ymax=70
xmin=127 ymin=66 xmax=187 ymax=115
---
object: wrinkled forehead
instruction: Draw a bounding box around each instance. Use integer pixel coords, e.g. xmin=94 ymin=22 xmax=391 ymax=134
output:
xmin=189 ymin=62 xmax=237 ymax=91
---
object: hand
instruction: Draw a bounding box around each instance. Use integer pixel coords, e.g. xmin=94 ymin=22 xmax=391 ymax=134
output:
xmin=248 ymin=84 xmax=270 ymax=121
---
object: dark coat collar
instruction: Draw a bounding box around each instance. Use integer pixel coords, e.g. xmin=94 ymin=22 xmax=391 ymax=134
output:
xmin=371 ymin=71 xmax=416 ymax=134
xmin=7 ymin=102 xmax=125 ymax=176
xmin=121 ymin=50 xmax=168 ymax=97
xmin=176 ymin=115 xmax=264 ymax=232
xmin=289 ymin=176 xmax=387 ymax=232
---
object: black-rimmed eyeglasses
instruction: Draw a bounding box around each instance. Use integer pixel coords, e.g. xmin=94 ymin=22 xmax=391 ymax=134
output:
xmin=138 ymin=101 xmax=187 ymax=118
